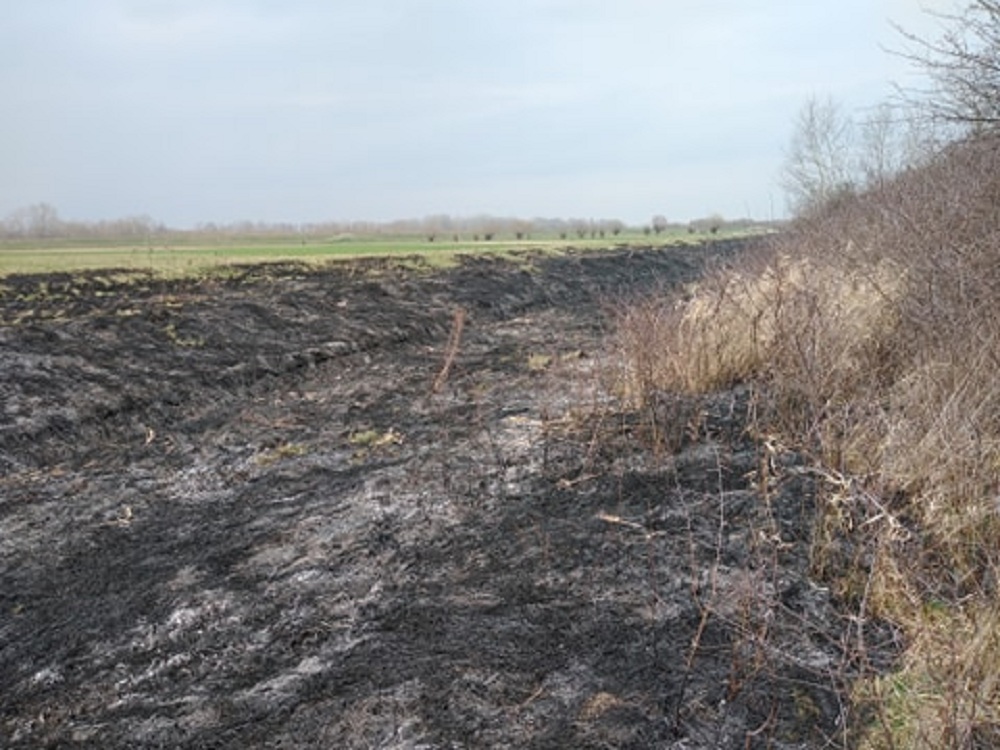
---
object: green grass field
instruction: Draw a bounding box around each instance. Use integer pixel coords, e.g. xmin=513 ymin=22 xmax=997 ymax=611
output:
xmin=0 ymin=230 xmax=759 ymax=277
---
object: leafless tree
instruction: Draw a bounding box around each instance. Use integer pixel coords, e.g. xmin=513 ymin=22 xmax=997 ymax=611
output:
xmin=781 ymin=97 xmax=857 ymax=215
xmin=893 ymin=1 xmax=1000 ymax=134
xmin=5 ymin=203 xmax=62 ymax=238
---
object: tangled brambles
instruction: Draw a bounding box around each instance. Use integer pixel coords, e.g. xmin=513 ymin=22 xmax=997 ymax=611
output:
xmin=614 ymin=135 xmax=1000 ymax=747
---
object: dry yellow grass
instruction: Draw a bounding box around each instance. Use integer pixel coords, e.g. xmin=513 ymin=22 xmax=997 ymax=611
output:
xmin=614 ymin=250 xmax=903 ymax=414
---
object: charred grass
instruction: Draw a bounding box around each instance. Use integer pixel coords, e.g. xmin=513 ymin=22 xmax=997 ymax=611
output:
xmin=613 ymin=135 xmax=1000 ymax=747
xmin=1 ymin=242 xmax=855 ymax=749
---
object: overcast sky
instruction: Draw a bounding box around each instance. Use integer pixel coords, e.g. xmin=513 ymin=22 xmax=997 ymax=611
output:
xmin=1 ymin=1 xmax=958 ymax=228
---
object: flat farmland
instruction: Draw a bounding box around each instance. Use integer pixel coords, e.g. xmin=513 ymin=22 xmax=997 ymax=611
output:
xmin=0 ymin=231 xmax=752 ymax=277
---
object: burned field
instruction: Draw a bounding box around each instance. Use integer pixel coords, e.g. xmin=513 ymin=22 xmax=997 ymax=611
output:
xmin=2 ymin=244 xmax=863 ymax=748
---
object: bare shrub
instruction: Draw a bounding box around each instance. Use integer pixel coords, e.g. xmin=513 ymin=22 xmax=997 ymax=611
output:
xmin=613 ymin=131 xmax=1000 ymax=747
xmin=793 ymin=134 xmax=1000 ymax=750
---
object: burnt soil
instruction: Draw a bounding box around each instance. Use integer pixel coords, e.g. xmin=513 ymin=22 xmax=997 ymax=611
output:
xmin=1 ymin=243 xmax=865 ymax=748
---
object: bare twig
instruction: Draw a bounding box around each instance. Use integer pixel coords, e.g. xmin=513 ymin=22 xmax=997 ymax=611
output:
xmin=431 ymin=306 xmax=466 ymax=393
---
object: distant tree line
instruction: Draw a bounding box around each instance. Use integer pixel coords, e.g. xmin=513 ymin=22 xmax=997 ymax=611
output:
xmin=0 ymin=203 xmax=167 ymax=241
xmin=1 ymin=204 xmax=772 ymax=243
